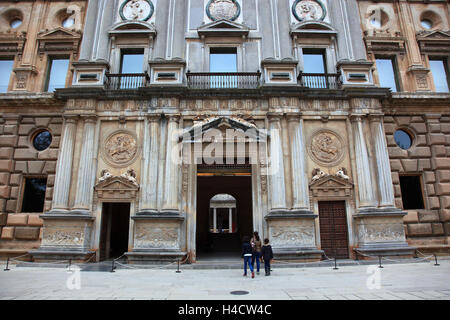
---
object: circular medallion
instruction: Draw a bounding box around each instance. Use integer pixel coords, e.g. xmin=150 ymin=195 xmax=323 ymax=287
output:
xmin=206 ymin=0 xmax=241 ymax=21
xmin=120 ymin=0 xmax=154 ymax=21
xmin=292 ymin=0 xmax=326 ymax=22
xmin=308 ymin=129 xmax=345 ymax=167
xmin=102 ymin=130 xmax=139 ymax=167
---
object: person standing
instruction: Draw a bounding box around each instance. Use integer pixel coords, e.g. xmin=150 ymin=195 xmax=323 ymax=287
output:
xmin=251 ymin=231 xmax=262 ymax=275
xmin=261 ymin=238 xmax=273 ymax=276
xmin=241 ymin=236 xmax=254 ymax=278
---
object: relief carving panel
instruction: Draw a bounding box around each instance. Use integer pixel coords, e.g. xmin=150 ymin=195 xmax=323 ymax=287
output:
xmin=308 ymin=129 xmax=345 ymax=167
xmin=134 ymin=222 xmax=180 ymax=249
xmin=102 ymin=130 xmax=139 ymax=167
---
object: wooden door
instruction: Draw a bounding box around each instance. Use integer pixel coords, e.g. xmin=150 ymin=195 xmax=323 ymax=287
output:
xmin=318 ymin=201 xmax=349 ymax=259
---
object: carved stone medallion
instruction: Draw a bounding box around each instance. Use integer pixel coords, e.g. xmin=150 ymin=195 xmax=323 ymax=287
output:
xmin=102 ymin=130 xmax=139 ymax=167
xmin=292 ymin=0 xmax=326 ymax=22
xmin=308 ymin=129 xmax=345 ymax=167
xmin=120 ymin=0 xmax=154 ymax=21
xmin=206 ymin=0 xmax=241 ymax=21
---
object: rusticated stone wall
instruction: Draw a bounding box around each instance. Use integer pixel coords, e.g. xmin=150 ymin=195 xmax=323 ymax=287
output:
xmin=384 ymin=114 xmax=450 ymax=248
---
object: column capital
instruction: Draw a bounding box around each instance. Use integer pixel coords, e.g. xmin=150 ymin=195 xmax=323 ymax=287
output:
xmin=286 ymin=112 xmax=303 ymax=122
xmin=63 ymin=115 xmax=79 ymax=124
xmin=368 ymin=114 xmax=384 ymax=123
xmin=166 ymin=114 xmax=181 ymax=123
xmin=350 ymin=114 xmax=365 ymax=123
xmin=80 ymin=115 xmax=98 ymax=123
xmin=267 ymin=112 xmax=283 ymax=122
xmin=147 ymin=114 xmax=161 ymax=122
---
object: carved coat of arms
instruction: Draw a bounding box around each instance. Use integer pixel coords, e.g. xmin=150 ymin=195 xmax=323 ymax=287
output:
xmin=206 ymin=0 xmax=240 ymax=21
xmin=120 ymin=0 xmax=154 ymax=21
xmin=292 ymin=0 xmax=326 ymax=22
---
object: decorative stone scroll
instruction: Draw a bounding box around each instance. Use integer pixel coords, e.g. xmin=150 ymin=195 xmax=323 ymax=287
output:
xmin=102 ymin=130 xmax=139 ymax=167
xmin=292 ymin=0 xmax=326 ymax=22
xmin=120 ymin=0 xmax=154 ymax=21
xmin=308 ymin=129 xmax=345 ymax=167
xmin=206 ymin=0 xmax=241 ymax=21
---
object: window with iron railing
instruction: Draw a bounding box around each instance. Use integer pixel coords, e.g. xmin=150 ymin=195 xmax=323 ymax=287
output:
xmin=0 ymin=58 xmax=14 ymax=93
xmin=298 ymin=48 xmax=341 ymax=89
xmin=105 ymin=49 xmax=148 ymax=90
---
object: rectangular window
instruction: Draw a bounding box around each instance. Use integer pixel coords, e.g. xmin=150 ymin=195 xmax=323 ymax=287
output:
xmin=429 ymin=58 xmax=449 ymax=93
xmin=0 ymin=58 xmax=14 ymax=93
xmin=209 ymin=47 xmax=237 ymax=73
xmin=375 ymin=57 xmax=399 ymax=92
xmin=120 ymin=49 xmax=145 ymax=74
xmin=45 ymin=57 xmax=69 ymax=92
xmin=399 ymin=175 xmax=425 ymax=210
xmin=302 ymin=49 xmax=326 ymax=74
xmin=21 ymin=178 xmax=47 ymax=213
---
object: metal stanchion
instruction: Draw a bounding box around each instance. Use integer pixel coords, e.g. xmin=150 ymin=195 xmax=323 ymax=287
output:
xmin=68 ymin=259 xmax=72 ymax=271
xmin=4 ymin=257 xmax=10 ymax=271
xmin=333 ymin=256 xmax=338 ymax=270
xmin=378 ymin=256 xmax=383 ymax=268
xmin=434 ymin=254 xmax=440 ymax=266
xmin=110 ymin=259 xmax=116 ymax=273
xmin=176 ymin=259 xmax=181 ymax=273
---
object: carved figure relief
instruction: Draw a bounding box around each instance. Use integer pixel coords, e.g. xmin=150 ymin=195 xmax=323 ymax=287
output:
xmin=102 ymin=131 xmax=139 ymax=167
xmin=358 ymin=223 xmax=405 ymax=243
xmin=270 ymin=226 xmax=315 ymax=247
xmin=311 ymin=168 xmax=328 ymax=182
xmin=206 ymin=0 xmax=241 ymax=21
xmin=335 ymin=168 xmax=350 ymax=180
xmin=121 ymin=169 xmax=138 ymax=186
xmin=135 ymin=225 xmax=179 ymax=248
xmin=292 ymin=0 xmax=326 ymax=22
xmin=120 ymin=0 xmax=154 ymax=21
xmin=43 ymin=230 xmax=85 ymax=246
xmin=308 ymin=129 xmax=345 ymax=167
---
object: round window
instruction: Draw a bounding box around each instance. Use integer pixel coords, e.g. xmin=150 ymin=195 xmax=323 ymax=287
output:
xmin=420 ymin=19 xmax=433 ymax=30
xmin=370 ymin=17 xmax=381 ymax=28
xmin=394 ymin=129 xmax=413 ymax=150
xmin=10 ymin=19 xmax=22 ymax=29
xmin=62 ymin=17 xmax=75 ymax=28
xmin=33 ymin=130 xmax=52 ymax=151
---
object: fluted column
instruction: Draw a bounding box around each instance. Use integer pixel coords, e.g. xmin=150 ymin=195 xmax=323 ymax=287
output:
xmin=287 ymin=114 xmax=310 ymax=210
xmin=140 ymin=115 xmax=160 ymax=212
xmin=51 ymin=116 xmax=78 ymax=211
xmin=73 ymin=116 xmax=97 ymax=211
xmin=162 ymin=115 xmax=181 ymax=212
xmin=268 ymin=114 xmax=287 ymax=212
xmin=351 ymin=115 xmax=377 ymax=208
xmin=370 ymin=115 xmax=395 ymax=207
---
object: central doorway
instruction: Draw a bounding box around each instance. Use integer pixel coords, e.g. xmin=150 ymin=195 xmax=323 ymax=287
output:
xmin=196 ymin=172 xmax=253 ymax=260
xmin=99 ymin=202 xmax=130 ymax=261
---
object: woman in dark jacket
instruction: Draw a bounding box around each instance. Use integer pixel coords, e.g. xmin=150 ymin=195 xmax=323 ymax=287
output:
xmin=261 ymin=238 xmax=274 ymax=276
xmin=241 ymin=236 xmax=255 ymax=278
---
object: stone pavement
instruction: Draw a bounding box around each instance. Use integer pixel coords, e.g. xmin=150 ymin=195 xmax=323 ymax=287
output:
xmin=0 ymin=258 xmax=449 ymax=300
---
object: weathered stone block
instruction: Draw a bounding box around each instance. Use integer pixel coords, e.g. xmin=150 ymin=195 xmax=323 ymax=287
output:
xmin=384 ymin=116 xmax=395 ymax=123
xmin=0 ymin=147 xmax=13 ymax=159
xmin=34 ymin=118 xmax=51 ymax=128
xmin=408 ymin=223 xmax=432 ymax=236
xmin=0 ymin=212 xmax=8 ymax=226
xmin=410 ymin=122 xmax=427 ymax=134
xmin=390 ymin=159 xmax=402 ymax=172
xmin=386 ymin=135 xmax=396 ymax=147
xmin=14 ymin=227 xmax=40 ymax=240
xmin=396 ymin=117 xmax=411 ymax=126
xmin=7 ymin=213 xmax=28 ymax=226
xmin=48 ymin=124 xmax=62 ymax=136
xmin=418 ymin=211 xmax=440 ymax=223
xmin=409 ymin=147 xmax=431 ymax=158
xmin=3 ymin=125 xmax=18 ymax=135
xmin=27 ymin=214 xmax=43 ymax=227
xmin=0 ymin=186 xmax=11 ymax=199
xmin=428 ymin=196 xmax=440 ymax=209
xmin=418 ymin=159 xmax=431 ymax=171
xmin=0 ymin=136 xmax=17 ymax=147
xmin=37 ymin=149 xmax=58 ymax=160
xmin=391 ymin=172 xmax=400 ymax=184
xmin=423 ymin=171 xmax=436 ymax=184
xmin=42 ymin=162 xmax=56 ymax=174
xmin=10 ymin=186 xmax=19 ymax=199
xmin=442 ymin=196 xmax=450 ymax=209
xmin=17 ymin=136 xmax=30 ymax=148
xmin=1 ymin=226 xmax=14 ymax=239
xmin=0 ymin=172 xmax=9 ymax=185
xmin=28 ymin=161 xmax=45 ymax=174
xmin=14 ymin=161 xmax=27 ymax=173
xmin=441 ymin=123 xmax=450 ymax=134
xmin=429 ymin=134 xmax=446 ymax=145
xmin=403 ymin=210 xmax=418 ymax=223
xmin=432 ymin=145 xmax=447 ymax=157
xmin=415 ymin=135 xmax=427 ymax=146
xmin=0 ymin=160 xmax=14 ymax=172
xmin=445 ymin=222 xmax=450 ymax=235
xmin=46 ymin=174 xmax=55 ymax=187
xmin=431 ymin=223 xmax=444 ymax=235
xmin=426 ymin=184 xmax=435 ymax=196
xmin=394 ymin=184 xmax=402 ymax=197
xmin=9 ymin=174 xmax=20 ymax=186
xmin=388 ymin=147 xmax=407 ymax=158
xmin=14 ymin=149 xmax=38 ymax=160
xmin=441 ymin=209 xmax=450 ymax=222
xmin=429 ymin=124 xmax=441 ymax=133
xmin=401 ymin=159 xmax=418 ymax=172
xmin=18 ymin=124 xmax=35 ymax=135
xmin=436 ymin=170 xmax=450 ymax=182
xmin=436 ymin=183 xmax=450 ymax=196
xmin=383 ymin=123 xmax=396 ymax=134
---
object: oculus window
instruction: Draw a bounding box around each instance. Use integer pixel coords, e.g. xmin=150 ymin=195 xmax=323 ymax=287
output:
xmin=375 ymin=58 xmax=399 ymax=92
xmin=0 ymin=59 xmax=14 ymax=93
xmin=21 ymin=178 xmax=47 ymax=213
xmin=33 ymin=130 xmax=52 ymax=151
xmin=399 ymin=175 xmax=424 ymax=210
xmin=45 ymin=58 xmax=69 ymax=92
xmin=394 ymin=129 xmax=413 ymax=150
xmin=429 ymin=58 xmax=449 ymax=93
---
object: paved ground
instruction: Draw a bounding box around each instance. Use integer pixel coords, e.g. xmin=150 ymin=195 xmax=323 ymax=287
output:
xmin=0 ymin=258 xmax=449 ymax=300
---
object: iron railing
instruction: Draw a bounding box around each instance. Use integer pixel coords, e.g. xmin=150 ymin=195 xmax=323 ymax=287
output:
xmin=298 ymin=71 xmax=342 ymax=89
xmin=186 ymin=71 xmax=261 ymax=89
xmin=105 ymin=72 xmax=149 ymax=90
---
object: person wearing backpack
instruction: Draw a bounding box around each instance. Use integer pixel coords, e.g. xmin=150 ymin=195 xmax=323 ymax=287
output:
xmin=261 ymin=238 xmax=274 ymax=276
xmin=251 ymin=231 xmax=262 ymax=275
xmin=241 ymin=236 xmax=255 ymax=278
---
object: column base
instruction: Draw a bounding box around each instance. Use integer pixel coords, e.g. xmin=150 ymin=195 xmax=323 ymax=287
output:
xmin=29 ymin=248 xmax=95 ymax=263
xmin=125 ymin=250 xmax=187 ymax=264
xmin=273 ymin=248 xmax=324 ymax=262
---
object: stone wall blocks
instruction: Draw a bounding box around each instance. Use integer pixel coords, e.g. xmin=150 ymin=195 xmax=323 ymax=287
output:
xmin=408 ymin=147 xmax=431 ymax=158
xmin=394 ymin=184 xmax=402 ymax=197
xmin=432 ymin=145 xmax=447 ymax=157
xmin=14 ymin=149 xmax=38 ymax=160
xmin=390 ymin=159 xmax=402 ymax=172
xmin=423 ymin=171 xmax=436 ymax=184
xmin=437 ymin=171 xmax=450 ymax=182
xmin=436 ymin=183 xmax=450 ymax=196
xmin=401 ymin=159 xmax=418 ymax=172
xmin=0 ymin=173 xmax=9 ymax=186
xmin=431 ymin=223 xmax=444 ymax=236
xmin=21 ymin=118 xmax=35 ymax=125
xmin=418 ymin=211 xmax=440 ymax=223
xmin=0 ymin=136 xmax=17 ymax=147
xmin=425 ymin=183 xmax=435 ymax=196
xmin=50 ymin=136 xmax=60 ymax=148
xmin=42 ymin=162 xmax=56 ymax=174
xmin=10 ymin=186 xmax=19 ymax=200
xmin=418 ymin=159 xmax=431 ymax=171
xmin=429 ymin=124 xmax=442 ymax=133
xmin=395 ymin=198 xmax=403 ymax=208
xmin=14 ymin=227 xmax=40 ymax=240
xmin=432 ymin=157 xmax=450 ymax=170
xmin=396 ymin=117 xmax=412 ymax=126
xmin=27 ymin=214 xmax=43 ymax=227
xmin=7 ymin=213 xmax=28 ymax=226
xmin=46 ymin=174 xmax=55 ymax=187
xmin=18 ymin=124 xmax=36 ymax=136
xmin=384 ymin=123 xmax=396 ymax=134
xmin=6 ymin=200 xmax=17 ymax=213
xmin=386 ymin=135 xmax=396 ymax=147
xmin=34 ymin=118 xmax=51 ymax=128
xmin=410 ymin=123 xmax=427 ymax=134
xmin=37 ymin=149 xmax=58 ymax=160
xmin=388 ymin=147 xmax=408 ymax=158
xmin=403 ymin=210 xmax=419 ymax=223
xmin=429 ymin=134 xmax=446 ymax=145
xmin=14 ymin=161 xmax=27 ymax=173
xmin=0 ymin=147 xmax=14 ymax=159
xmin=441 ymin=209 xmax=450 ymax=223
xmin=28 ymin=161 xmax=45 ymax=174
xmin=1 ymin=226 xmax=14 ymax=240
xmin=442 ymin=196 xmax=450 ymax=209
xmin=0 ymin=212 xmax=7 ymax=226
xmin=9 ymin=174 xmax=20 ymax=186
xmin=384 ymin=116 xmax=395 ymax=123
xmin=48 ymin=124 xmax=62 ymax=136
xmin=441 ymin=124 xmax=450 ymax=134
xmin=4 ymin=125 xmax=18 ymax=135
xmin=45 ymin=187 xmax=53 ymax=200
xmin=408 ymin=223 xmax=432 ymax=236
xmin=391 ymin=172 xmax=400 ymax=184
xmin=0 ymin=186 xmax=11 ymax=199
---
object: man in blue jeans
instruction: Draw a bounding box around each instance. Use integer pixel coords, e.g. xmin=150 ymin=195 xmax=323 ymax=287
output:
xmin=241 ymin=236 xmax=254 ymax=278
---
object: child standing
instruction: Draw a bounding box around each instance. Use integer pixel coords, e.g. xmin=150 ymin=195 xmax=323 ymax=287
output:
xmin=261 ymin=238 xmax=273 ymax=276
xmin=241 ymin=236 xmax=255 ymax=278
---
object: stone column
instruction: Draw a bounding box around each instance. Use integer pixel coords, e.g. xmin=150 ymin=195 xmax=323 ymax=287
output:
xmin=351 ymin=115 xmax=377 ymax=209
xmin=229 ymin=208 xmax=233 ymax=233
xmin=287 ymin=114 xmax=310 ymax=210
xmin=268 ymin=114 xmax=287 ymax=212
xmin=51 ymin=116 xmax=78 ymax=212
xmin=213 ymin=208 xmax=217 ymax=233
xmin=162 ymin=115 xmax=180 ymax=212
xmin=73 ymin=116 xmax=97 ymax=212
xmin=369 ymin=115 xmax=395 ymax=208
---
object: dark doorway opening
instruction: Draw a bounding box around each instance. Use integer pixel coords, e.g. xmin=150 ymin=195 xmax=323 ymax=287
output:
xmin=196 ymin=174 xmax=253 ymax=260
xmin=318 ymin=201 xmax=349 ymax=259
xmin=399 ymin=175 xmax=425 ymax=210
xmin=99 ymin=202 xmax=130 ymax=261
xmin=21 ymin=178 xmax=47 ymax=213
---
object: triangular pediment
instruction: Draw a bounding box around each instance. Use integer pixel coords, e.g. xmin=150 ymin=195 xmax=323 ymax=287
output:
xmin=38 ymin=27 xmax=81 ymax=40
xmin=310 ymin=175 xmax=353 ymax=189
xmin=416 ymin=30 xmax=450 ymax=40
xmin=181 ymin=116 xmax=267 ymax=143
xmin=95 ymin=176 xmax=139 ymax=191
xmin=198 ymin=19 xmax=249 ymax=37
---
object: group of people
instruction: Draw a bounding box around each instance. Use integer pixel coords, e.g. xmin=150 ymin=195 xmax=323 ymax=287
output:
xmin=241 ymin=231 xmax=273 ymax=278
